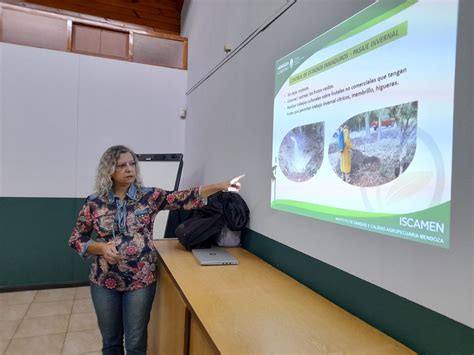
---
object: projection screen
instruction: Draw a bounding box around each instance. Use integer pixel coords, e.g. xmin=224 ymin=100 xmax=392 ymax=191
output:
xmin=271 ymin=0 xmax=458 ymax=248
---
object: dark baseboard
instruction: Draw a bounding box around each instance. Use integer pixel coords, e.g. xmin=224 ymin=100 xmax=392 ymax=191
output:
xmin=0 ymin=281 xmax=89 ymax=293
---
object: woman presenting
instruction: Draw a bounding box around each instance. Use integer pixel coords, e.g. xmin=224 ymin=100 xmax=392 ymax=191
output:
xmin=69 ymin=145 xmax=242 ymax=355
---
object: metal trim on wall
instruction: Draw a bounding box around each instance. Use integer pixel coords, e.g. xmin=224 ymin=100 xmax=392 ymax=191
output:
xmin=128 ymin=31 xmax=134 ymax=61
xmin=0 ymin=6 xmax=3 ymax=41
xmin=186 ymin=0 xmax=297 ymax=96
xmin=66 ymin=19 xmax=72 ymax=51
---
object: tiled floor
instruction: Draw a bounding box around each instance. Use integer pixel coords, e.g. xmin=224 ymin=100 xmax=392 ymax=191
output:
xmin=0 ymin=287 xmax=102 ymax=355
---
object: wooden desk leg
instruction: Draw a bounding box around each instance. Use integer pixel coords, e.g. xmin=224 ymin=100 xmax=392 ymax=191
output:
xmin=148 ymin=264 xmax=188 ymax=355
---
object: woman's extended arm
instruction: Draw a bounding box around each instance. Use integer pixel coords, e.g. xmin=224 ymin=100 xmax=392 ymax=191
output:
xmin=199 ymin=174 xmax=244 ymax=199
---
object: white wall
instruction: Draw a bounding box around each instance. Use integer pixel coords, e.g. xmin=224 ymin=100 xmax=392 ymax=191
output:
xmin=2 ymin=44 xmax=79 ymax=198
xmin=74 ymin=55 xmax=187 ymax=196
xmin=0 ymin=42 xmax=187 ymax=198
xmin=181 ymin=0 xmax=286 ymax=90
xmin=181 ymin=0 xmax=473 ymax=327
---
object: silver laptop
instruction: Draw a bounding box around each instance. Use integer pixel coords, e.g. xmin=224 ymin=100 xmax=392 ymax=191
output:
xmin=192 ymin=247 xmax=238 ymax=266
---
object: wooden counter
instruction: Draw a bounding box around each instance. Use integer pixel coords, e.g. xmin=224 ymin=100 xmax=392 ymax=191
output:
xmin=148 ymin=239 xmax=414 ymax=354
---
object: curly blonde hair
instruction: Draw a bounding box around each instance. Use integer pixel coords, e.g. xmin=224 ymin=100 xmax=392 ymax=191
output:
xmin=95 ymin=145 xmax=144 ymax=198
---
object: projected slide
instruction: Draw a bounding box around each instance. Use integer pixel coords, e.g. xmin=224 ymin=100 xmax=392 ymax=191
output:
xmin=271 ymin=0 xmax=458 ymax=248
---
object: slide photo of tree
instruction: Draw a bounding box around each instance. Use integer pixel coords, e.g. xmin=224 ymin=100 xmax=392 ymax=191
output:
xmin=328 ymin=101 xmax=418 ymax=187
xmin=278 ymin=122 xmax=325 ymax=182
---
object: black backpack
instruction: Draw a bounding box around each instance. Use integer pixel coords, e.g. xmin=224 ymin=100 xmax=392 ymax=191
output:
xmin=175 ymin=192 xmax=249 ymax=250
xmin=175 ymin=214 xmax=224 ymax=250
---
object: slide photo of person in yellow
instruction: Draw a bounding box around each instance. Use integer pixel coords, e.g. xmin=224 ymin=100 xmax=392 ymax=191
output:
xmin=328 ymin=101 xmax=418 ymax=187
xmin=340 ymin=124 xmax=353 ymax=182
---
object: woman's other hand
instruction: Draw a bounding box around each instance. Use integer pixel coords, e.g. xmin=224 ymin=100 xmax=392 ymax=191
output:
xmin=101 ymin=242 xmax=124 ymax=264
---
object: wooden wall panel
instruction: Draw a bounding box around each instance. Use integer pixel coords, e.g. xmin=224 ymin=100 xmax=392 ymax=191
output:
xmin=72 ymin=24 xmax=129 ymax=59
xmin=25 ymin=0 xmax=181 ymax=34
xmin=100 ymin=28 xmax=128 ymax=59
xmin=72 ymin=24 xmax=101 ymax=53
xmin=2 ymin=8 xmax=67 ymax=50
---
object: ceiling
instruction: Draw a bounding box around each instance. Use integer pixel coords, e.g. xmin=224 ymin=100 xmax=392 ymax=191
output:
xmin=24 ymin=0 xmax=183 ymax=35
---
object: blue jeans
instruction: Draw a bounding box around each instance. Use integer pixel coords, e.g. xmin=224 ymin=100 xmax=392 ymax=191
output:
xmin=90 ymin=283 xmax=156 ymax=355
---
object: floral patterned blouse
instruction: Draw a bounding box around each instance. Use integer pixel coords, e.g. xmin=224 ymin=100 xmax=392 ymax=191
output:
xmin=69 ymin=184 xmax=205 ymax=291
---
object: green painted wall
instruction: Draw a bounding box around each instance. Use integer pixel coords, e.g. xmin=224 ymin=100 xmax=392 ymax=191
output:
xmin=0 ymin=197 xmax=91 ymax=289
xmin=241 ymin=228 xmax=473 ymax=354
xmin=0 ymin=198 xmax=189 ymax=289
